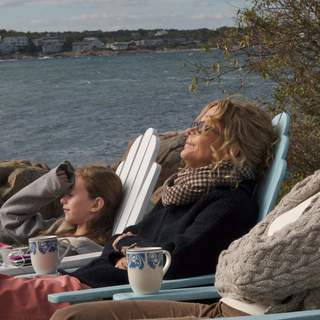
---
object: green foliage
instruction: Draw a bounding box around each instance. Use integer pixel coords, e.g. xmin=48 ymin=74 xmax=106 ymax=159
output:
xmin=190 ymin=0 xmax=320 ymax=195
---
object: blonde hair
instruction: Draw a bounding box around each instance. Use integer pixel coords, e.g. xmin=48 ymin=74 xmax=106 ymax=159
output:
xmin=51 ymin=164 xmax=123 ymax=245
xmin=197 ymin=96 xmax=276 ymax=176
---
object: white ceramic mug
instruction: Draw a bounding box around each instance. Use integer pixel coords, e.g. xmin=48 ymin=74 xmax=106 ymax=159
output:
xmin=126 ymin=247 xmax=171 ymax=294
xmin=28 ymin=235 xmax=71 ymax=274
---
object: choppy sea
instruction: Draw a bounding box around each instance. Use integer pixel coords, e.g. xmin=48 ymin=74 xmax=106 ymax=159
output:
xmin=0 ymin=50 xmax=275 ymax=167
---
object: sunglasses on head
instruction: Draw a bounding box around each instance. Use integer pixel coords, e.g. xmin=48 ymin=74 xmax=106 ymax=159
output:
xmin=191 ymin=121 xmax=220 ymax=135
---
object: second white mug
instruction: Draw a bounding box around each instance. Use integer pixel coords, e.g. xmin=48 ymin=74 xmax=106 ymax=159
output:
xmin=126 ymin=247 xmax=171 ymax=295
xmin=28 ymin=235 xmax=71 ymax=274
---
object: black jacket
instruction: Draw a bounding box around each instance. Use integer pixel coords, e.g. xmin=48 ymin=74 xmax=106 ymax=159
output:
xmin=67 ymin=180 xmax=257 ymax=288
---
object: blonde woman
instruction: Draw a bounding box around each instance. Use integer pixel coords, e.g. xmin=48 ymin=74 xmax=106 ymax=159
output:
xmin=1 ymin=96 xmax=276 ymax=319
xmin=0 ymin=161 xmax=123 ymax=254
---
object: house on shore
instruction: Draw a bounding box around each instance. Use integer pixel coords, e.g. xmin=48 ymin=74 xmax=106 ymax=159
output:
xmin=32 ymin=33 xmax=65 ymax=54
xmin=106 ymin=41 xmax=136 ymax=51
xmin=0 ymin=36 xmax=29 ymax=53
xmin=72 ymin=37 xmax=104 ymax=53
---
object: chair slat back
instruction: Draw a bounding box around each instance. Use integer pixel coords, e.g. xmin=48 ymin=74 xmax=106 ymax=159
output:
xmin=256 ymin=112 xmax=290 ymax=220
xmin=112 ymin=128 xmax=160 ymax=235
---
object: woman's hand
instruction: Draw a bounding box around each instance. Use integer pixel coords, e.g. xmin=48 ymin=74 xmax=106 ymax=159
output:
xmin=112 ymin=231 xmax=134 ymax=251
xmin=115 ymin=257 xmax=128 ymax=270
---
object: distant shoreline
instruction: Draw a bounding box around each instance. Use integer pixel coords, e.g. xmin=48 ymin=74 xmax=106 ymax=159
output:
xmin=0 ymin=47 xmax=205 ymax=61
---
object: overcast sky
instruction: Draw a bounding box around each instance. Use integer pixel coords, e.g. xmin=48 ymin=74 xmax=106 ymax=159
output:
xmin=0 ymin=0 xmax=250 ymax=32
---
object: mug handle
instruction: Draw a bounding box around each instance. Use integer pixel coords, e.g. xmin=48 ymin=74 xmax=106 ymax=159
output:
xmin=58 ymin=238 xmax=72 ymax=261
xmin=162 ymin=250 xmax=171 ymax=275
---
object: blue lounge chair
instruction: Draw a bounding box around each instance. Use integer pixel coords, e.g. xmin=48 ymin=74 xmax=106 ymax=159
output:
xmin=48 ymin=112 xmax=290 ymax=305
xmin=112 ymin=286 xmax=320 ymax=320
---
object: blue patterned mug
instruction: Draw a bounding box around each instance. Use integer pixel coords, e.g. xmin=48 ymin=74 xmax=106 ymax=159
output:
xmin=29 ymin=236 xmax=71 ymax=274
xmin=126 ymin=247 xmax=171 ymax=294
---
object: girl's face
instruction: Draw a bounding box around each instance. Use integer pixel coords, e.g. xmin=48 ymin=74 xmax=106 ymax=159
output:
xmin=60 ymin=175 xmax=96 ymax=226
xmin=181 ymin=107 xmax=223 ymax=168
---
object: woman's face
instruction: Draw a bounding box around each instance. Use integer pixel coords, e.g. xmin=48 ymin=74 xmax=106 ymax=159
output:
xmin=60 ymin=175 xmax=95 ymax=226
xmin=180 ymin=107 xmax=223 ymax=168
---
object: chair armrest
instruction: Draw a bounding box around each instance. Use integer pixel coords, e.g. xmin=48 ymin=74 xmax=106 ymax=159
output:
xmin=218 ymin=309 xmax=320 ymax=320
xmin=48 ymin=274 xmax=214 ymax=304
xmin=48 ymin=284 xmax=132 ymax=304
xmin=113 ymin=286 xmax=220 ymax=301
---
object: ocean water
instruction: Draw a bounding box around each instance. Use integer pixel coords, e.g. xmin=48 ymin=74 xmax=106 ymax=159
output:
xmin=0 ymin=50 xmax=275 ymax=167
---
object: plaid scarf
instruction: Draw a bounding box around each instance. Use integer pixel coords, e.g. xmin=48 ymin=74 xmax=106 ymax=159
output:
xmin=161 ymin=161 xmax=255 ymax=206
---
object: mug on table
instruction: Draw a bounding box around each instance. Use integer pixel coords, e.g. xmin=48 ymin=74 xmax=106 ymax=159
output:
xmin=126 ymin=247 xmax=171 ymax=294
xmin=28 ymin=235 xmax=71 ymax=275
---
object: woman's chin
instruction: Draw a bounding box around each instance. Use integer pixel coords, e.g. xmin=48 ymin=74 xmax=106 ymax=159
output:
xmin=180 ymin=148 xmax=191 ymax=161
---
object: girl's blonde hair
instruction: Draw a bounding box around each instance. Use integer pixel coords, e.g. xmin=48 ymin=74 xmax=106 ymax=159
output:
xmin=49 ymin=164 xmax=123 ymax=245
xmin=197 ymin=96 xmax=277 ymax=176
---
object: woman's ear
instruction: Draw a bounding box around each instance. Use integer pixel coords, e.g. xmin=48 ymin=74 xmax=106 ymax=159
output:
xmin=223 ymin=145 xmax=241 ymax=161
xmin=91 ymin=197 xmax=105 ymax=214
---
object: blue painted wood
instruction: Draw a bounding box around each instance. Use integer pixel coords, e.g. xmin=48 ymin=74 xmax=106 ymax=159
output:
xmin=113 ymin=286 xmax=220 ymax=301
xmin=256 ymin=112 xmax=290 ymax=219
xmin=217 ymin=309 xmax=320 ymax=320
xmin=48 ymin=274 xmax=215 ymax=303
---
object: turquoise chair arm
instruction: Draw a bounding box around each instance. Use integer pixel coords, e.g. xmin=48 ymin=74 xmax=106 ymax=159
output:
xmin=48 ymin=274 xmax=214 ymax=304
xmin=113 ymin=286 xmax=220 ymax=301
xmin=218 ymin=310 xmax=320 ymax=319
xmin=113 ymin=286 xmax=320 ymax=320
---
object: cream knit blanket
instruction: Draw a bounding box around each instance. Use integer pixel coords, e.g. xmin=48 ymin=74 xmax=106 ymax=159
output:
xmin=215 ymin=169 xmax=320 ymax=314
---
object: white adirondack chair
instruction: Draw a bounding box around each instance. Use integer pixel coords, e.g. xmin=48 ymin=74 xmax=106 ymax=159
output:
xmin=0 ymin=128 xmax=161 ymax=276
xmin=113 ymin=128 xmax=161 ymax=234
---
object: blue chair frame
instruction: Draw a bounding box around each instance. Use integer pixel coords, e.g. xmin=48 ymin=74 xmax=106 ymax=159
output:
xmin=48 ymin=112 xmax=290 ymax=305
xmin=113 ymin=286 xmax=320 ymax=320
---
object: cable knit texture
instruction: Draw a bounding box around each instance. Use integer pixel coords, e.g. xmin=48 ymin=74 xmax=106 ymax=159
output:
xmin=215 ymin=170 xmax=320 ymax=314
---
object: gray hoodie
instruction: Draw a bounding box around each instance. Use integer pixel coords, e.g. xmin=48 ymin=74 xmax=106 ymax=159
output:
xmin=0 ymin=161 xmax=102 ymax=255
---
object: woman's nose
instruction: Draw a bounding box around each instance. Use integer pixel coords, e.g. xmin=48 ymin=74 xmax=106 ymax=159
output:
xmin=184 ymin=127 xmax=196 ymax=136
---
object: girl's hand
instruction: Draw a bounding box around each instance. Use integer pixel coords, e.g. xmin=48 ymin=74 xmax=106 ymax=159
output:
xmin=115 ymin=257 xmax=127 ymax=270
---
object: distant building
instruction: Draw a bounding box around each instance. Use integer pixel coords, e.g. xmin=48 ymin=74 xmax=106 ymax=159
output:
xmin=0 ymin=42 xmax=15 ymax=54
xmin=109 ymin=41 xmax=136 ymax=51
xmin=134 ymin=39 xmax=164 ymax=49
xmin=32 ymin=33 xmax=65 ymax=54
xmin=2 ymin=36 xmax=29 ymax=51
xmin=42 ymin=40 xmax=64 ymax=54
xmin=72 ymin=37 xmax=104 ymax=52
xmin=155 ymin=30 xmax=168 ymax=37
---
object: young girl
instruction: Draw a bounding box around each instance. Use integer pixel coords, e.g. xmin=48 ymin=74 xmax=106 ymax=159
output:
xmin=0 ymin=161 xmax=123 ymax=255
